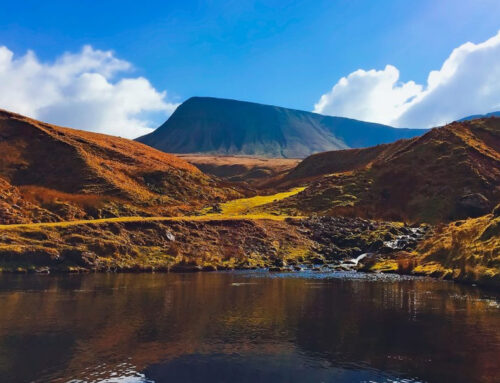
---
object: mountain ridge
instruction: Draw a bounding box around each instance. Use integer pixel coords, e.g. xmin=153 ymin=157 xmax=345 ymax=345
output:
xmin=459 ymin=111 xmax=500 ymax=121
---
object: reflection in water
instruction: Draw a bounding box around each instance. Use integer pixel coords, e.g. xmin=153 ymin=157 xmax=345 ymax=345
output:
xmin=0 ymin=272 xmax=498 ymax=383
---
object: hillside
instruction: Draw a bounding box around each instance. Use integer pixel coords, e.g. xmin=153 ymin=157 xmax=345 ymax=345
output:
xmin=412 ymin=207 xmax=500 ymax=286
xmin=178 ymin=154 xmax=300 ymax=184
xmin=0 ymin=109 xmax=239 ymax=224
xmin=359 ymin=204 xmax=500 ymax=287
xmin=265 ymin=118 xmax=500 ymax=223
xmin=137 ymin=97 xmax=425 ymax=158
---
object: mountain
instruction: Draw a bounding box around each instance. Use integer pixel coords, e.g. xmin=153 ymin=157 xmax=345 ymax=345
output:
xmin=265 ymin=118 xmax=500 ymax=223
xmin=459 ymin=111 xmax=500 ymax=121
xmin=0 ymin=109 xmax=239 ymax=224
xmin=137 ymin=97 xmax=425 ymax=158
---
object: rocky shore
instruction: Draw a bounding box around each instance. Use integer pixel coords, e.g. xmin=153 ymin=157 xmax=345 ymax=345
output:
xmin=0 ymin=216 xmax=428 ymax=274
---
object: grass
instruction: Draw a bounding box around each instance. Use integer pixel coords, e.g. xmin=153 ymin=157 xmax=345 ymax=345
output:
xmin=202 ymin=187 xmax=306 ymax=215
xmin=413 ymin=214 xmax=500 ymax=285
xmin=0 ymin=187 xmax=306 ymax=230
xmin=366 ymin=213 xmax=500 ymax=286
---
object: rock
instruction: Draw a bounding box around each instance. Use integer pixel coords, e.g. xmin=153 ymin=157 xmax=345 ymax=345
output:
xmin=458 ymin=193 xmax=490 ymax=217
xmin=368 ymin=239 xmax=384 ymax=251
xmin=272 ymin=258 xmax=285 ymax=267
xmin=383 ymin=232 xmax=394 ymax=241
xmin=389 ymin=227 xmax=399 ymax=235
xmin=310 ymin=256 xmax=325 ymax=265
xmin=165 ymin=230 xmax=175 ymax=242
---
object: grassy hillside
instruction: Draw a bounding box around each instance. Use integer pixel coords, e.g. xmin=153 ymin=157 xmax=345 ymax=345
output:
xmin=413 ymin=210 xmax=500 ymax=286
xmin=268 ymin=118 xmax=500 ymax=223
xmin=365 ymin=208 xmax=500 ymax=287
xmin=179 ymin=154 xmax=300 ymax=184
xmin=137 ymin=97 xmax=424 ymax=158
xmin=0 ymin=109 xmax=240 ymax=224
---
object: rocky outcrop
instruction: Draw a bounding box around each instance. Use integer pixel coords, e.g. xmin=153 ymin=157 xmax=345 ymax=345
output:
xmin=289 ymin=216 xmax=428 ymax=260
xmin=457 ymin=193 xmax=491 ymax=217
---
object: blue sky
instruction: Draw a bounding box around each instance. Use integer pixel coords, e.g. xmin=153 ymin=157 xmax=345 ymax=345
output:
xmin=1 ymin=0 xmax=500 ymax=136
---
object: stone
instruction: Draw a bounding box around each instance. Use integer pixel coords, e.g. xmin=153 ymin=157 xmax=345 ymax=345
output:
xmin=458 ymin=193 xmax=490 ymax=217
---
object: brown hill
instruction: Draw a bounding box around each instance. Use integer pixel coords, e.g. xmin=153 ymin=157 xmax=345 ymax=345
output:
xmin=267 ymin=118 xmax=500 ymax=223
xmin=0 ymin=110 xmax=239 ymax=224
xmin=178 ymin=154 xmax=300 ymax=184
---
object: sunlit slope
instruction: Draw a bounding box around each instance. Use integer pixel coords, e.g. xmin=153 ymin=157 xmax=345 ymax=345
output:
xmin=269 ymin=118 xmax=500 ymax=223
xmin=0 ymin=187 xmax=305 ymax=229
xmin=367 ymin=209 xmax=500 ymax=287
xmin=0 ymin=109 xmax=240 ymax=224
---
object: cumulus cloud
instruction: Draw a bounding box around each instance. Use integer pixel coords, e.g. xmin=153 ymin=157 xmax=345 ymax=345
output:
xmin=314 ymin=31 xmax=500 ymax=128
xmin=0 ymin=45 xmax=178 ymax=138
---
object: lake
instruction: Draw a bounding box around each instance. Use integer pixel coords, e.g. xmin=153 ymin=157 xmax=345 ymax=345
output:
xmin=0 ymin=271 xmax=498 ymax=383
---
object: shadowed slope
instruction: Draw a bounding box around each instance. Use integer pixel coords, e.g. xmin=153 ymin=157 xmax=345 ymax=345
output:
xmin=137 ymin=97 xmax=425 ymax=158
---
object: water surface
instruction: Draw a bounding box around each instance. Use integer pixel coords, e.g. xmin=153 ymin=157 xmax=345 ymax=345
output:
xmin=0 ymin=271 xmax=498 ymax=383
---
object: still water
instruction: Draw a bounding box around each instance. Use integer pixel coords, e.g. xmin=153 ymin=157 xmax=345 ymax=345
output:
xmin=0 ymin=271 xmax=498 ymax=383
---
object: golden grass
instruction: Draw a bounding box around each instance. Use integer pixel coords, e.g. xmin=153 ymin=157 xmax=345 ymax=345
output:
xmin=19 ymin=186 xmax=106 ymax=208
xmin=414 ymin=214 xmax=500 ymax=283
xmin=367 ymin=214 xmax=500 ymax=285
xmin=0 ymin=187 xmax=307 ymax=230
xmin=204 ymin=187 xmax=306 ymax=215
xmin=0 ymin=214 xmax=298 ymax=230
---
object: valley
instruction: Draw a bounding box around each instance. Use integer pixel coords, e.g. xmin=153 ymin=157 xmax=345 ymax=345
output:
xmin=4 ymin=6 xmax=500 ymax=383
xmin=0 ymin=109 xmax=499 ymax=288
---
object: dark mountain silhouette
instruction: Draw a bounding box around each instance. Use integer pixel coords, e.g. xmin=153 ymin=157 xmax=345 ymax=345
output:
xmin=137 ymin=97 xmax=425 ymax=158
xmin=459 ymin=111 xmax=500 ymax=121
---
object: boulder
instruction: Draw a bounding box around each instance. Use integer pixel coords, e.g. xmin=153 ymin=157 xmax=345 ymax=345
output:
xmin=458 ymin=193 xmax=490 ymax=217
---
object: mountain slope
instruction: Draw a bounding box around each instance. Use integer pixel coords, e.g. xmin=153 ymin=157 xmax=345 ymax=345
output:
xmin=412 ymin=208 xmax=500 ymax=286
xmin=137 ymin=97 xmax=425 ymax=158
xmin=265 ymin=118 xmax=500 ymax=223
xmin=459 ymin=111 xmax=500 ymax=121
xmin=0 ymin=109 xmax=239 ymax=224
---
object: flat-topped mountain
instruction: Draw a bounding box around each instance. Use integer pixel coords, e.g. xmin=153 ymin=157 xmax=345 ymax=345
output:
xmin=0 ymin=109 xmax=239 ymax=224
xmin=137 ymin=97 xmax=425 ymax=158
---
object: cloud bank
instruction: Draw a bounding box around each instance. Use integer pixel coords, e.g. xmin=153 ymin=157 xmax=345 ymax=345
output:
xmin=314 ymin=31 xmax=500 ymax=128
xmin=0 ymin=45 xmax=178 ymax=138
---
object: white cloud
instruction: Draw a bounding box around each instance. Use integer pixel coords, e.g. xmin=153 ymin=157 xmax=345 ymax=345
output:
xmin=314 ymin=31 xmax=500 ymax=128
xmin=313 ymin=65 xmax=422 ymax=125
xmin=0 ymin=45 xmax=178 ymax=138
